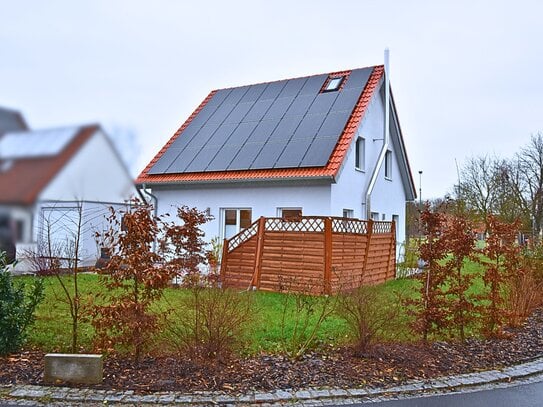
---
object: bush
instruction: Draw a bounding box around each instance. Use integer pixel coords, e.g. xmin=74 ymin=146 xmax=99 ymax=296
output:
xmin=0 ymin=255 xmax=44 ymax=355
xmin=166 ymin=284 xmax=255 ymax=360
xmin=337 ymin=285 xmax=404 ymax=356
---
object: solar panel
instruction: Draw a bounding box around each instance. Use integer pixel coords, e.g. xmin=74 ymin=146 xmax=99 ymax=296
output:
xmin=298 ymin=74 xmax=327 ymax=95
xmin=224 ymin=102 xmax=253 ymax=124
xmin=300 ymin=137 xmax=338 ymax=167
xmin=330 ymin=88 xmax=363 ymax=113
xmin=148 ymin=147 xmax=183 ymax=174
xmin=274 ymin=139 xmax=313 ymax=168
xmin=250 ymin=141 xmax=286 ymax=169
xmin=239 ymin=83 xmax=267 ymax=103
xmin=263 ymin=96 xmax=295 ymax=120
xmin=308 ymin=91 xmax=339 ymax=115
xmin=279 ymin=78 xmax=306 ymax=97
xmin=284 ymin=94 xmax=315 ymax=117
xmin=343 ymin=68 xmax=372 ymax=89
xmin=151 ymin=66 xmax=374 ymax=175
xmin=291 ymin=113 xmax=326 ymax=141
xmin=244 ymin=99 xmax=274 ymax=122
xmin=268 ymin=115 xmax=303 ymax=141
xmin=259 ymin=80 xmax=287 ymax=100
xmin=227 ymin=141 xmax=266 ymax=170
xmin=0 ymin=127 xmax=79 ymax=160
xmin=206 ymin=144 xmax=241 ymax=171
xmin=183 ymin=145 xmax=221 ymax=172
xmin=316 ymin=111 xmax=351 ymax=138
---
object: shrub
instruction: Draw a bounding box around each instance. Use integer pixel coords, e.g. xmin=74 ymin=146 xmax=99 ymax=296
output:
xmin=337 ymin=285 xmax=404 ymax=356
xmin=166 ymin=283 xmax=255 ymax=360
xmin=278 ymin=277 xmax=337 ymax=360
xmin=0 ymin=255 xmax=44 ymax=355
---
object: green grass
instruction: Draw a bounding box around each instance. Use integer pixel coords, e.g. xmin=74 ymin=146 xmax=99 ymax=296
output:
xmin=21 ymin=261 xmax=488 ymax=355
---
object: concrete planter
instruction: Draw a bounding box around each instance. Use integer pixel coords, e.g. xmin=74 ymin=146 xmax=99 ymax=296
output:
xmin=44 ymin=354 xmax=103 ymax=384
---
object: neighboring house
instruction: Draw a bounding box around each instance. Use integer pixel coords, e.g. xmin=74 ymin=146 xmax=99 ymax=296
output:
xmin=0 ymin=119 xmax=136 ymax=271
xmin=0 ymin=106 xmax=28 ymax=133
xmin=137 ymin=63 xmax=416 ymax=255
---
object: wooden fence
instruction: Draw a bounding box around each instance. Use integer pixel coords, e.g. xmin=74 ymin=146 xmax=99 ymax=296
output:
xmin=219 ymin=216 xmax=396 ymax=294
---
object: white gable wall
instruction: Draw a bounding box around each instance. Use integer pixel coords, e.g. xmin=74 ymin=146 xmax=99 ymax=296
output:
xmin=152 ymin=182 xmax=331 ymax=240
xmin=331 ymin=85 xmax=386 ymax=219
xmin=39 ymin=129 xmax=134 ymax=203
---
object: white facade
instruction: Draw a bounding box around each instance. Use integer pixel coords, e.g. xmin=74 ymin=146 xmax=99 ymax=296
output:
xmin=148 ymin=84 xmax=412 ymax=253
xmin=5 ymin=128 xmax=136 ymax=272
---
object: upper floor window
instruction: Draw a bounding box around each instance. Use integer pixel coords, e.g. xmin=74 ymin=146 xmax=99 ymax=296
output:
xmin=385 ymin=150 xmax=392 ymax=179
xmin=355 ymin=137 xmax=365 ymax=170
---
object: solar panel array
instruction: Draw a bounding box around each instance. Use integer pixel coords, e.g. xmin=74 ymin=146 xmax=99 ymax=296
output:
xmin=0 ymin=127 xmax=79 ymax=160
xmin=148 ymin=67 xmax=373 ymax=175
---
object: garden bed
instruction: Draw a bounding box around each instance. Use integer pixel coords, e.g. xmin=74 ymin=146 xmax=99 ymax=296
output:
xmin=2 ymin=307 xmax=543 ymax=394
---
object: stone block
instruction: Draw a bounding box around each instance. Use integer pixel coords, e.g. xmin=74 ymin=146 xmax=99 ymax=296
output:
xmin=44 ymin=354 xmax=103 ymax=384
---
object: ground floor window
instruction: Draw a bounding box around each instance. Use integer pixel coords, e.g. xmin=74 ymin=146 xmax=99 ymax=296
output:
xmin=342 ymin=209 xmax=354 ymax=218
xmin=277 ymin=207 xmax=302 ymax=220
xmin=370 ymin=212 xmax=380 ymax=221
xmin=222 ymin=208 xmax=252 ymax=239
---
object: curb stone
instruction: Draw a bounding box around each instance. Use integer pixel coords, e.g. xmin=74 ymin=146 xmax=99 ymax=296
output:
xmin=1 ymin=356 xmax=543 ymax=405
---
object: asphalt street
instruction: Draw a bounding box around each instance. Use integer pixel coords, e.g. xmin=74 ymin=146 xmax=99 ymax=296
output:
xmin=362 ymin=378 xmax=543 ymax=406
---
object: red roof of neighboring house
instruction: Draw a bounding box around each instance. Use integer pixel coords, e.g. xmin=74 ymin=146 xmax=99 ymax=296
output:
xmin=137 ymin=66 xmax=384 ymax=185
xmin=0 ymin=125 xmax=98 ymax=205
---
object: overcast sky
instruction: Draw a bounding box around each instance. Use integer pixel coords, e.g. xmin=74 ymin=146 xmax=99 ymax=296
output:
xmin=1 ymin=0 xmax=542 ymax=199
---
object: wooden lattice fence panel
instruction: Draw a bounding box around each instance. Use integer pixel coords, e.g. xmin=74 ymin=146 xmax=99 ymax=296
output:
xmin=220 ymin=216 xmax=396 ymax=294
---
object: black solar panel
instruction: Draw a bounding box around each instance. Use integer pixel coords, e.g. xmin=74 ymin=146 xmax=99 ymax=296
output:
xmin=149 ymin=67 xmax=372 ymax=175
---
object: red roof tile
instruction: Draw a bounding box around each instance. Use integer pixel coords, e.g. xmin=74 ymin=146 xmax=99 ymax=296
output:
xmin=136 ymin=66 xmax=384 ymax=185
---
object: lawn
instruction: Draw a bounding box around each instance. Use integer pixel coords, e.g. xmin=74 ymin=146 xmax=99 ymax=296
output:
xmin=25 ymin=272 xmax=420 ymax=355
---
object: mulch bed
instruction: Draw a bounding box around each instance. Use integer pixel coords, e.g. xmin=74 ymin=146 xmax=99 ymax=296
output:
xmin=2 ymin=308 xmax=543 ymax=394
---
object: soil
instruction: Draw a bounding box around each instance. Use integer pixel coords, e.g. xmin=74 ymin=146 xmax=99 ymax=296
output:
xmin=2 ymin=309 xmax=543 ymax=395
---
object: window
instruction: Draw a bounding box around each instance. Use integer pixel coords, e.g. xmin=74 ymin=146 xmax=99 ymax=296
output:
xmin=343 ymin=209 xmax=354 ymax=218
xmin=222 ymin=208 xmax=252 ymax=239
xmin=370 ymin=212 xmax=380 ymax=221
xmin=385 ymin=150 xmax=392 ymax=179
xmin=382 ymin=214 xmax=386 ymax=221
xmin=278 ymin=208 xmax=302 ymax=220
xmin=323 ymin=76 xmax=344 ymax=92
xmin=15 ymin=219 xmax=24 ymax=243
xmin=392 ymin=215 xmax=400 ymax=242
xmin=355 ymin=137 xmax=365 ymax=170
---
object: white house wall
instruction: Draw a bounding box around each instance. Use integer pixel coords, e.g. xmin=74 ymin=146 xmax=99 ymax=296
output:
xmin=153 ymin=182 xmax=331 ymax=240
xmin=331 ymin=84 xmax=386 ymax=220
xmin=39 ymin=130 xmax=135 ymax=203
xmin=332 ymin=83 xmax=408 ymax=249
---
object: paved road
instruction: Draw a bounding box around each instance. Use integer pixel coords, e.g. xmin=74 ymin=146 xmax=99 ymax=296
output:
xmin=359 ymin=379 xmax=543 ymax=406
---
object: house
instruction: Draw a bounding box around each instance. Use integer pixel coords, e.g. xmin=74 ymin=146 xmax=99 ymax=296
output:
xmin=136 ymin=61 xmax=416 ymax=258
xmin=0 ymin=116 xmax=136 ymax=272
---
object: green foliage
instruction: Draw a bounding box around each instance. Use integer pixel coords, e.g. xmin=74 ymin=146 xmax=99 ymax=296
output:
xmin=0 ymin=257 xmax=44 ymax=355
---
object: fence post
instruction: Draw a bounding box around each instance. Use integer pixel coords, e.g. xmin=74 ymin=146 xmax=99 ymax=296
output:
xmin=361 ymin=219 xmax=373 ymax=285
xmin=251 ymin=216 xmax=266 ymax=289
xmin=219 ymin=238 xmax=229 ymax=286
xmin=324 ymin=217 xmax=332 ymax=295
xmin=387 ymin=221 xmax=396 ymax=279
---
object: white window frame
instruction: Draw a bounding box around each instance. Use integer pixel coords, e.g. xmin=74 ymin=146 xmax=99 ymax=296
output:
xmin=355 ymin=136 xmax=365 ymax=171
xmin=277 ymin=207 xmax=303 ymax=218
xmin=385 ymin=150 xmax=392 ymax=179
xmin=342 ymin=209 xmax=354 ymax=218
xmin=220 ymin=208 xmax=252 ymax=240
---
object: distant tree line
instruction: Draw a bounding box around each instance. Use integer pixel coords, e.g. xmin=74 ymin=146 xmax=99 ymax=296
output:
xmin=407 ymin=132 xmax=543 ymax=241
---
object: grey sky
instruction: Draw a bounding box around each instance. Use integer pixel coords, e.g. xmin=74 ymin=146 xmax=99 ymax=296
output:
xmin=1 ymin=0 xmax=542 ymax=199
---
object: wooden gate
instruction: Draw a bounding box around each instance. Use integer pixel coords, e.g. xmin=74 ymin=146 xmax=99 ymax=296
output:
xmin=219 ymin=216 xmax=396 ymax=294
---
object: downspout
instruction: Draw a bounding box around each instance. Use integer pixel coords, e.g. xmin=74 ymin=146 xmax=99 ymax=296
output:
xmin=139 ymin=183 xmax=158 ymax=218
xmin=365 ymin=49 xmax=390 ymax=220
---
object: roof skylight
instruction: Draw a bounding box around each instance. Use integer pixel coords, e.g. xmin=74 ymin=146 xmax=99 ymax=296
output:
xmin=323 ymin=76 xmax=344 ymax=92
